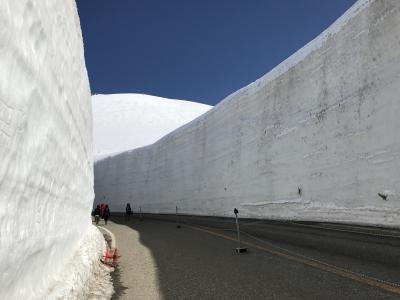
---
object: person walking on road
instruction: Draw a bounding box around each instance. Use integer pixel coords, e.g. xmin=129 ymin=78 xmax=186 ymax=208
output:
xmin=126 ymin=203 xmax=132 ymax=220
xmin=104 ymin=204 xmax=111 ymax=225
xmin=100 ymin=203 xmax=105 ymax=219
xmin=93 ymin=205 xmax=101 ymax=225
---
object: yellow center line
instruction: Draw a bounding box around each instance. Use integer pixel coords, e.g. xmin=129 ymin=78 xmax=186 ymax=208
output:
xmin=186 ymin=224 xmax=400 ymax=296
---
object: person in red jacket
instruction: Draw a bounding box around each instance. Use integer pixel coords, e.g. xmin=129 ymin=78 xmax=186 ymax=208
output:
xmin=100 ymin=203 xmax=105 ymax=219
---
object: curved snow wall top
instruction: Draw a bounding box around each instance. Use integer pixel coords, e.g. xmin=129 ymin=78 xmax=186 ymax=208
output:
xmin=95 ymin=0 xmax=400 ymax=227
xmin=0 ymin=1 xmax=93 ymax=298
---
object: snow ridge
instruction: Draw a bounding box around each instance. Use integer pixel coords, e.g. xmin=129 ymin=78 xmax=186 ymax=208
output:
xmin=92 ymin=93 xmax=212 ymax=161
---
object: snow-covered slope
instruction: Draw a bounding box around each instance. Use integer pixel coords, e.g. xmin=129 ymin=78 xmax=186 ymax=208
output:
xmin=0 ymin=1 xmax=99 ymax=299
xmin=94 ymin=0 xmax=400 ymax=227
xmin=92 ymin=94 xmax=212 ymax=161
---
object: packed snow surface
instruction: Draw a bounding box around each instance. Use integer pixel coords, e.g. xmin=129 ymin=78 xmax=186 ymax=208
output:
xmin=0 ymin=0 xmax=100 ymax=298
xmin=46 ymin=226 xmax=113 ymax=300
xmin=92 ymin=94 xmax=212 ymax=161
xmin=95 ymin=0 xmax=400 ymax=227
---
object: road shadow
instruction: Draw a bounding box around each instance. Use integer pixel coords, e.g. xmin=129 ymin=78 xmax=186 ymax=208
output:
xmin=109 ymin=215 xmax=400 ymax=300
xmin=110 ymin=266 xmax=128 ymax=300
xmin=110 ymin=215 xmax=269 ymax=299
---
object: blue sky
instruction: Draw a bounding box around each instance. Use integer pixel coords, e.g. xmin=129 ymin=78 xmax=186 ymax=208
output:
xmin=76 ymin=0 xmax=357 ymax=106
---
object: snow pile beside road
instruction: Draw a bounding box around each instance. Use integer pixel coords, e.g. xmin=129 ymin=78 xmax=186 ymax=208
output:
xmin=92 ymin=94 xmax=212 ymax=161
xmin=0 ymin=0 xmax=94 ymax=298
xmin=46 ymin=226 xmax=114 ymax=300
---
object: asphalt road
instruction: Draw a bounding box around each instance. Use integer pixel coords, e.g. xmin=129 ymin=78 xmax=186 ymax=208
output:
xmin=103 ymin=215 xmax=400 ymax=299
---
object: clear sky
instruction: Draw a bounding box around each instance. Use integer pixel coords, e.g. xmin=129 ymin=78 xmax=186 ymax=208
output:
xmin=76 ymin=0 xmax=357 ymax=106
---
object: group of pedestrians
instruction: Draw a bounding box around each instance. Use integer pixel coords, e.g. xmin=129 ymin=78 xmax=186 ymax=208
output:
xmin=92 ymin=203 xmax=137 ymax=224
xmin=92 ymin=203 xmax=111 ymax=225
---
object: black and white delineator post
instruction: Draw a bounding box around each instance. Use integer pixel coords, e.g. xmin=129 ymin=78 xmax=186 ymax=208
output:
xmin=176 ymin=205 xmax=181 ymax=228
xmin=234 ymin=208 xmax=247 ymax=254
xmin=139 ymin=206 xmax=143 ymax=221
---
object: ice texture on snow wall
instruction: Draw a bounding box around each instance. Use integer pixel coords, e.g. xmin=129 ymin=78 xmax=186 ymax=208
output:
xmin=94 ymin=0 xmax=400 ymax=227
xmin=0 ymin=1 xmax=93 ymax=298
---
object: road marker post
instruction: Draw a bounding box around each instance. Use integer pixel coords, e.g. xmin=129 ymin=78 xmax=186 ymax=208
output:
xmin=234 ymin=208 xmax=247 ymax=254
xmin=176 ymin=205 xmax=181 ymax=228
xmin=139 ymin=206 xmax=143 ymax=221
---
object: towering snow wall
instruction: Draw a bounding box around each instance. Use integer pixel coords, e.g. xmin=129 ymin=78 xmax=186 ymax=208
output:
xmin=94 ymin=0 xmax=400 ymax=227
xmin=0 ymin=1 xmax=94 ymax=298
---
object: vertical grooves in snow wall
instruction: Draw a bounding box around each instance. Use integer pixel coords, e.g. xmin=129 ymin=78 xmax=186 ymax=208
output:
xmin=95 ymin=0 xmax=400 ymax=227
xmin=0 ymin=1 xmax=94 ymax=298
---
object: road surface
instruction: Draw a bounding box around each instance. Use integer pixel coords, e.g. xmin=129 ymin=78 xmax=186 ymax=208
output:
xmin=100 ymin=215 xmax=400 ymax=299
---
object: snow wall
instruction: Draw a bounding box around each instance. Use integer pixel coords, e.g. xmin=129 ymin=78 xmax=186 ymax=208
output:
xmin=94 ymin=0 xmax=400 ymax=227
xmin=0 ymin=1 xmax=95 ymax=298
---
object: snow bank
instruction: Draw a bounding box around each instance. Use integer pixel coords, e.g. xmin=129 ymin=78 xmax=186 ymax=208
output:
xmin=46 ymin=226 xmax=113 ymax=300
xmin=94 ymin=0 xmax=400 ymax=227
xmin=0 ymin=0 xmax=96 ymax=298
xmin=92 ymin=94 xmax=212 ymax=161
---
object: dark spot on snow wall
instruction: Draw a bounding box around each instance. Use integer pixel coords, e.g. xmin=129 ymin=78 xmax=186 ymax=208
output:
xmin=315 ymin=106 xmax=328 ymax=123
xmin=338 ymin=101 xmax=346 ymax=113
xmin=298 ymin=186 xmax=302 ymax=197
xmin=378 ymin=192 xmax=388 ymax=200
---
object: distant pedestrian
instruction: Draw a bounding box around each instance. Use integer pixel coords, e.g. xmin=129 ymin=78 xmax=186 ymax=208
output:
xmin=126 ymin=203 xmax=132 ymax=220
xmin=93 ymin=205 xmax=101 ymax=225
xmin=104 ymin=204 xmax=111 ymax=225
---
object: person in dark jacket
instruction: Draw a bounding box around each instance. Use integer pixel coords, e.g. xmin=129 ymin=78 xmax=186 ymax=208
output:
xmin=93 ymin=205 xmax=101 ymax=225
xmin=125 ymin=203 xmax=132 ymax=220
xmin=104 ymin=204 xmax=111 ymax=225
